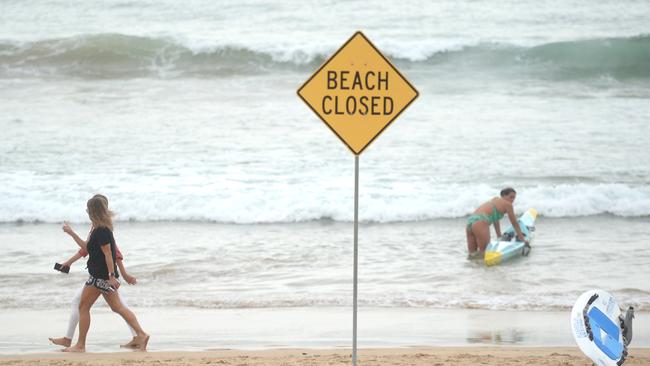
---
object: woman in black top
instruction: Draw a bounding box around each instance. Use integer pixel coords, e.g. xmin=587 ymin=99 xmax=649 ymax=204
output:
xmin=63 ymin=195 xmax=149 ymax=352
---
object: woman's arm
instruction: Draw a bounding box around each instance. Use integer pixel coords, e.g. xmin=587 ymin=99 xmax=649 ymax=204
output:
xmin=505 ymin=204 xmax=527 ymax=243
xmin=117 ymin=259 xmax=137 ymax=285
xmin=61 ymin=251 xmax=84 ymax=268
xmin=100 ymin=244 xmax=120 ymax=289
xmin=62 ymin=222 xmax=88 ymax=250
xmin=494 ymin=220 xmax=502 ymax=238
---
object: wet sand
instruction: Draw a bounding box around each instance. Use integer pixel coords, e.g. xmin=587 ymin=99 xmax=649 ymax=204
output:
xmin=1 ymin=347 xmax=650 ymax=366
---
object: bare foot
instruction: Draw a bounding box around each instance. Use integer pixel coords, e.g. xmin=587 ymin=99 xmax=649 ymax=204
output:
xmin=120 ymin=337 xmax=139 ymax=348
xmin=48 ymin=337 xmax=72 ymax=347
xmin=62 ymin=344 xmax=85 ymax=353
xmin=135 ymin=334 xmax=150 ymax=351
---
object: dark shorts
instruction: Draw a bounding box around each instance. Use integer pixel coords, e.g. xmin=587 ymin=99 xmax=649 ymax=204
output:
xmin=85 ymin=276 xmax=116 ymax=293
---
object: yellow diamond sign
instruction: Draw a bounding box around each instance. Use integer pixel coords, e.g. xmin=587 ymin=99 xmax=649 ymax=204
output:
xmin=298 ymin=31 xmax=419 ymax=155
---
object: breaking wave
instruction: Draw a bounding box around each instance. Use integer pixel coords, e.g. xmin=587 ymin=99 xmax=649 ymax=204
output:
xmin=1 ymin=33 xmax=649 ymax=79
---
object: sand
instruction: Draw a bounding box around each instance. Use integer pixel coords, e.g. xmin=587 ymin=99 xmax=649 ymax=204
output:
xmin=1 ymin=347 xmax=649 ymax=366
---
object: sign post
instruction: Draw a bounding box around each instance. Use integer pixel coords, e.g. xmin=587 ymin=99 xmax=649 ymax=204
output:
xmin=353 ymin=154 xmax=359 ymax=364
xmin=297 ymin=31 xmax=418 ymax=366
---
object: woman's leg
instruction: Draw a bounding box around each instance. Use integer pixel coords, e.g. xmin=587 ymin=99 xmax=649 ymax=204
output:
xmin=466 ymin=225 xmax=478 ymax=254
xmin=63 ymin=285 xmax=101 ymax=352
xmin=49 ymin=284 xmax=84 ymax=347
xmin=102 ymin=290 xmax=149 ymax=350
xmin=471 ymin=221 xmax=491 ymax=252
xmin=65 ymin=285 xmax=85 ymax=339
xmin=103 ymin=291 xmax=138 ymax=347
xmin=118 ymin=292 xmax=138 ymax=337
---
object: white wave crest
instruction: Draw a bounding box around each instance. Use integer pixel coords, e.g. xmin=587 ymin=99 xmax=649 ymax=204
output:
xmin=1 ymin=181 xmax=649 ymax=224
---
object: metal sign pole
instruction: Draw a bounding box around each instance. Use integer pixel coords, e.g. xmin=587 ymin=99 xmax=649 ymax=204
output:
xmin=352 ymin=154 xmax=359 ymax=366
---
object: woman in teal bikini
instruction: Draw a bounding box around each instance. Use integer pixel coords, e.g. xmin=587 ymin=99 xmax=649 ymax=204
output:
xmin=466 ymin=187 xmax=528 ymax=258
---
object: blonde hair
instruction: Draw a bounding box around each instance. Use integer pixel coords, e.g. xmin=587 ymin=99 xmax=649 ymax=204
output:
xmin=87 ymin=194 xmax=114 ymax=230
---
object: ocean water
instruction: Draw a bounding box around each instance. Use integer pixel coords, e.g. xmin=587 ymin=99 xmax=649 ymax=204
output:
xmin=1 ymin=0 xmax=650 ymax=318
xmin=1 ymin=218 xmax=650 ymax=312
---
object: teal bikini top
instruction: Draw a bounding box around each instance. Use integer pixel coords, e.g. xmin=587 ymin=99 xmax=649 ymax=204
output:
xmin=488 ymin=202 xmax=504 ymax=223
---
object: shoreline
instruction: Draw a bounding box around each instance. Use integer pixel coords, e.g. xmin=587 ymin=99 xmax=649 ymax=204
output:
xmin=1 ymin=307 xmax=648 ymax=354
xmin=1 ymin=347 xmax=650 ymax=366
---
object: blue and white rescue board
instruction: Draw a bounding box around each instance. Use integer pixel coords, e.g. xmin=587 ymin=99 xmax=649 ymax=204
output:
xmin=571 ymin=290 xmax=635 ymax=366
xmin=484 ymin=208 xmax=536 ymax=266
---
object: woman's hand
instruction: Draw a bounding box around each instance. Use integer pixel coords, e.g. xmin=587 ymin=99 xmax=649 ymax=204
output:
xmin=122 ymin=272 xmax=137 ymax=285
xmin=62 ymin=221 xmax=74 ymax=235
xmin=109 ymin=277 xmax=121 ymax=290
xmin=517 ymin=233 xmax=529 ymax=245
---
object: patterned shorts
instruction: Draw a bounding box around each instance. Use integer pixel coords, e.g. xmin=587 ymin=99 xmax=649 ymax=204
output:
xmin=85 ymin=276 xmax=116 ymax=293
